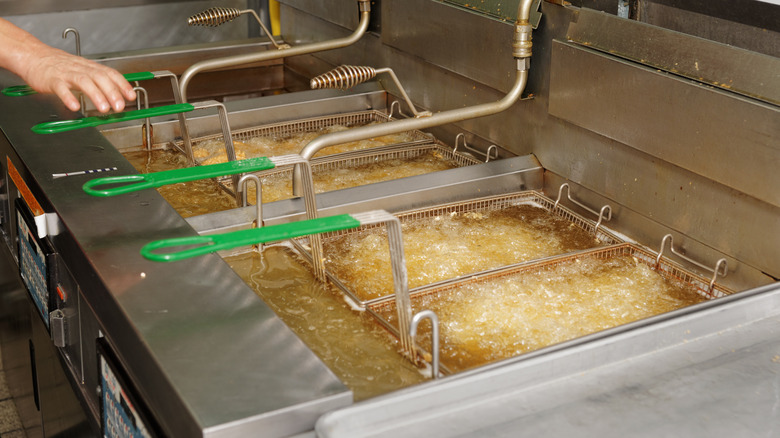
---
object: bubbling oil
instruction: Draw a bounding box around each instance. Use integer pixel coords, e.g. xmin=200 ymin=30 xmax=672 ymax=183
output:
xmin=226 ymin=246 xmax=427 ymax=401
xmin=323 ymin=204 xmax=604 ymax=300
xmin=124 ymin=149 xmax=235 ymax=218
xmin=192 ymin=123 xmax=417 ymax=165
xmin=123 ymin=146 xmax=455 ymax=216
xmin=374 ymin=254 xmax=708 ymax=373
xmin=242 ymin=149 xmax=460 ymax=203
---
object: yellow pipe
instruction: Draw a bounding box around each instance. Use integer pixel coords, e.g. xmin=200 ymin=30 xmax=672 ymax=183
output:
xmin=269 ymin=0 xmax=281 ymax=36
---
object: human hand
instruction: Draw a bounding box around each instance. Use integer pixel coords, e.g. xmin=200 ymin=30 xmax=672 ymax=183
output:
xmin=21 ymin=46 xmax=136 ymax=113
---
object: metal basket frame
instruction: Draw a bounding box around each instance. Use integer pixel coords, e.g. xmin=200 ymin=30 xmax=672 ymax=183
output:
xmin=292 ymin=190 xmax=627 ymax=309
xmin=365 ymin=241 xmax=735 ymax=374
xmin=173 ymin=110 xmax=434 ymax=162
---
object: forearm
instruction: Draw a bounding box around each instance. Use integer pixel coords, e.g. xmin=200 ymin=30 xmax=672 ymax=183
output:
xmin=0 ymin=17 xmax=135 ymax=112
xmin=0 ymin=18 xmax=51 ymax=80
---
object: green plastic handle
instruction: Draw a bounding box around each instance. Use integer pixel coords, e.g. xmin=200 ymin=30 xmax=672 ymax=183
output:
xmin=2 ymin=71 xmax=156 ymax=97
xmin=31 ymin=102 xmax=194 ymax=134
xmin=141 ymin=214 xmax=362 ymax=262
xmin=82 ymin=157 xmax=276 ymax=197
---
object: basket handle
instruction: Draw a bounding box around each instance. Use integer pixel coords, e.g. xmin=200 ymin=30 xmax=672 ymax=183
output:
xmin=82 ymin=157 xmax=276 ymax=197
xmin=31 ymin=102 xmax=195 ymax=134
xmin=2 ymin=71 xmax=156 ymax=97
xmin=141 ymin=214 xmax=362 ymax=262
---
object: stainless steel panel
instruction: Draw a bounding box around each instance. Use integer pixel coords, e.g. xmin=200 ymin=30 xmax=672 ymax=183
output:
xmin=548 ymin=41 xmax=780 ymax=209
xmin=638 ymin=1 xmax=780 ymax=58
xmin=381 ymin=0 xmax=516 ymax=93
xmin=316 ymin=283 xmax=780 ymax=437
xmin=567 ymin=8 xmax=780 ymax=105
xmin=278 ymin=0 xmax=364 ymax=30
xmin=4 ymin=1 xmax=251 ymax=54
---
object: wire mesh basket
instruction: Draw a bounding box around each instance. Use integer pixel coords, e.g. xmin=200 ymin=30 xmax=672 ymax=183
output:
xmin=172 ymin=110 xmax=435 ymax=166
xmin=366 ymin=242 xmax=735 ymax=374
xmin=293 ymin=190 xmax=626 ymax=308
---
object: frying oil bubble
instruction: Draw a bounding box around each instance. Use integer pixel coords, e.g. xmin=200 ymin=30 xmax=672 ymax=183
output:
xmin=324 ymin=205 xmax=604 ymax=300
xmin=374 ymin=254 xmax=706 ymax=373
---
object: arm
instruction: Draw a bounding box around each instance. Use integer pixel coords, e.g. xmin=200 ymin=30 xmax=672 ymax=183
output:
xmin=0 ymin=18 xmax=135 ymax=113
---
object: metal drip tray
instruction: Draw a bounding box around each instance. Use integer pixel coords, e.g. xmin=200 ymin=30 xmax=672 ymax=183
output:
xmin=367 ymin=242 xmax=735 ymax=374
xmin=172 ymin=110 xmax=435 ymax=166
xmin=293 ymin=190 xmax=624 ymax=308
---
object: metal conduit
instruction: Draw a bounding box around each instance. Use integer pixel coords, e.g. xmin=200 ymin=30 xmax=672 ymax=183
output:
xmin=178 ymin=0 xmax=371 ymax=102
xmin=293 ymin=0 xmax=535 ymax=194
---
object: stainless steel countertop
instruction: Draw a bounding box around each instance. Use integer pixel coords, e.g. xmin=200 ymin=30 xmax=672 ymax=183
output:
xmin=0 ymin=70 xmax=352 ymax=437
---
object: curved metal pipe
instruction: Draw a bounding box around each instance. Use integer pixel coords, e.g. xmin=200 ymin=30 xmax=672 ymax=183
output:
xmin=179 ymin=0 xmax=371 ymax=102
xmin=293 ymin=0 xmax=535 ymax=194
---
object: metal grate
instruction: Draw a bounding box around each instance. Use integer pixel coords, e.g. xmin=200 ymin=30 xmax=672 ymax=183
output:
xmin=365 ymin=242 xmax=734 ymax=374
xmin=222 ymin=141 xmax=480 ymax=188
xmin=319 ymin=191 xmax=623 ymax=245
xmin=374 ymin=243 xmax=734 ymax=305
xmin=172 ymin=110 xmax=433 ymax=157
xmin=295 ymin=190 xmax=626 ymax=309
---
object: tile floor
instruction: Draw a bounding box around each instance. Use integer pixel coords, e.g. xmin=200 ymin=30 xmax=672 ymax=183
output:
xmin=0 ymin=343 xmax=26 ymax=438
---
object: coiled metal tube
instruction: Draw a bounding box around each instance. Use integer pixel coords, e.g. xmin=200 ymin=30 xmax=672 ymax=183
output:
xmin=310 ymin=65 xmax=377 ymax=90
xmin=188 ymin=7 xmax=242 ymax=27
xmin=179 ymin=0 xmax=371 ymax=102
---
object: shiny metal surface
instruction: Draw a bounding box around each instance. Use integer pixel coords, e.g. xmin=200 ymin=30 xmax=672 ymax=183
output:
xmin=0 ymin=71 xmax=351 ymax=437
xmin=566 ymin=8 xmax=780 ymax=105
xmin=4 ymin=1 xmax=251 ymax=54
xmin=316 ymin=283 xmax=780 ymax=437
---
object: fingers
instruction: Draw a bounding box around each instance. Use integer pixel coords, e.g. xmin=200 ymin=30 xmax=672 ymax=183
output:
xmin=73 ymin=63 xmax=136 ymax=113
xmin=24 ymin=50 xmax=136 ymax=113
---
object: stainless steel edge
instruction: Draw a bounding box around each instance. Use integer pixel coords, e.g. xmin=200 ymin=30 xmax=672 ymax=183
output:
xmin=316 ymin=282 xmax=780 ymax=437
xmin=186 ymin=154 xmax=544 ymax=234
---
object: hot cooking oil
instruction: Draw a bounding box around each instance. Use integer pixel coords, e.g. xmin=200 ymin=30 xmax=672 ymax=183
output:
xmin=241 ymin=149 xmax=460 ymax=203
xmin=226 ymin=246 xmax=427 ymax=401
xmin=323 ymin=204 xmax=605 ymax=300
xmin=372 ymin=253 xmax=708 ymax=373
xmin=193 ymin=123 xmax=416 ymax=164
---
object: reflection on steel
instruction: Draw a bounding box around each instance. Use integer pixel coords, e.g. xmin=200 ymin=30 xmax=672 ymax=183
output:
xmin=62 ymin=27 xmax=80 ymax=56
xmin=62 ymin=28 xmax=85 ymax=111
xmin=311 ymin=65 xmax=432 ymax=118
xmin=554 ymin=183 xmax=612 ymax=234
xmin=351 ymin=210 xmax=415 ymax=359
xmin=179 ymin=0 xmax=372 ymax=102
xmin=454 ymin=133 xmax=499 ymax=162
xmin=188 ymin=7 xmax=289 ymax=50
xmin=294 ymin=0 xmax=536 ymax=195
xmin=133 ymin=70 xmax=196 ymax=164
xmin=238 ymin=173 xmax=263 ymax=233
xmin=655 ymin=234 xmax=728 ymax=294
xmin=132 ymin=86 xmax=151 ymax=150
xmin=410 ymin=310 xmax=440 ymax=379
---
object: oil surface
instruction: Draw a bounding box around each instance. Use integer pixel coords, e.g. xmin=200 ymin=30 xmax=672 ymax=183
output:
xmin=124 ymin=146 xmax=457 ymax=216
xmin=323 ymin=204 xmax=604 ymax=300
xmin=246 ymin=149 xmax=460 ymax=203
xmin=193 ymin=123 xmax=416 ymax=164
xmin=226 ymin=246 xmax=427 ymax=401
xmin=373 ymin=254 xmax=708 ymax=373
xmin=124 ymin=149 xmax=235 ymax=218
